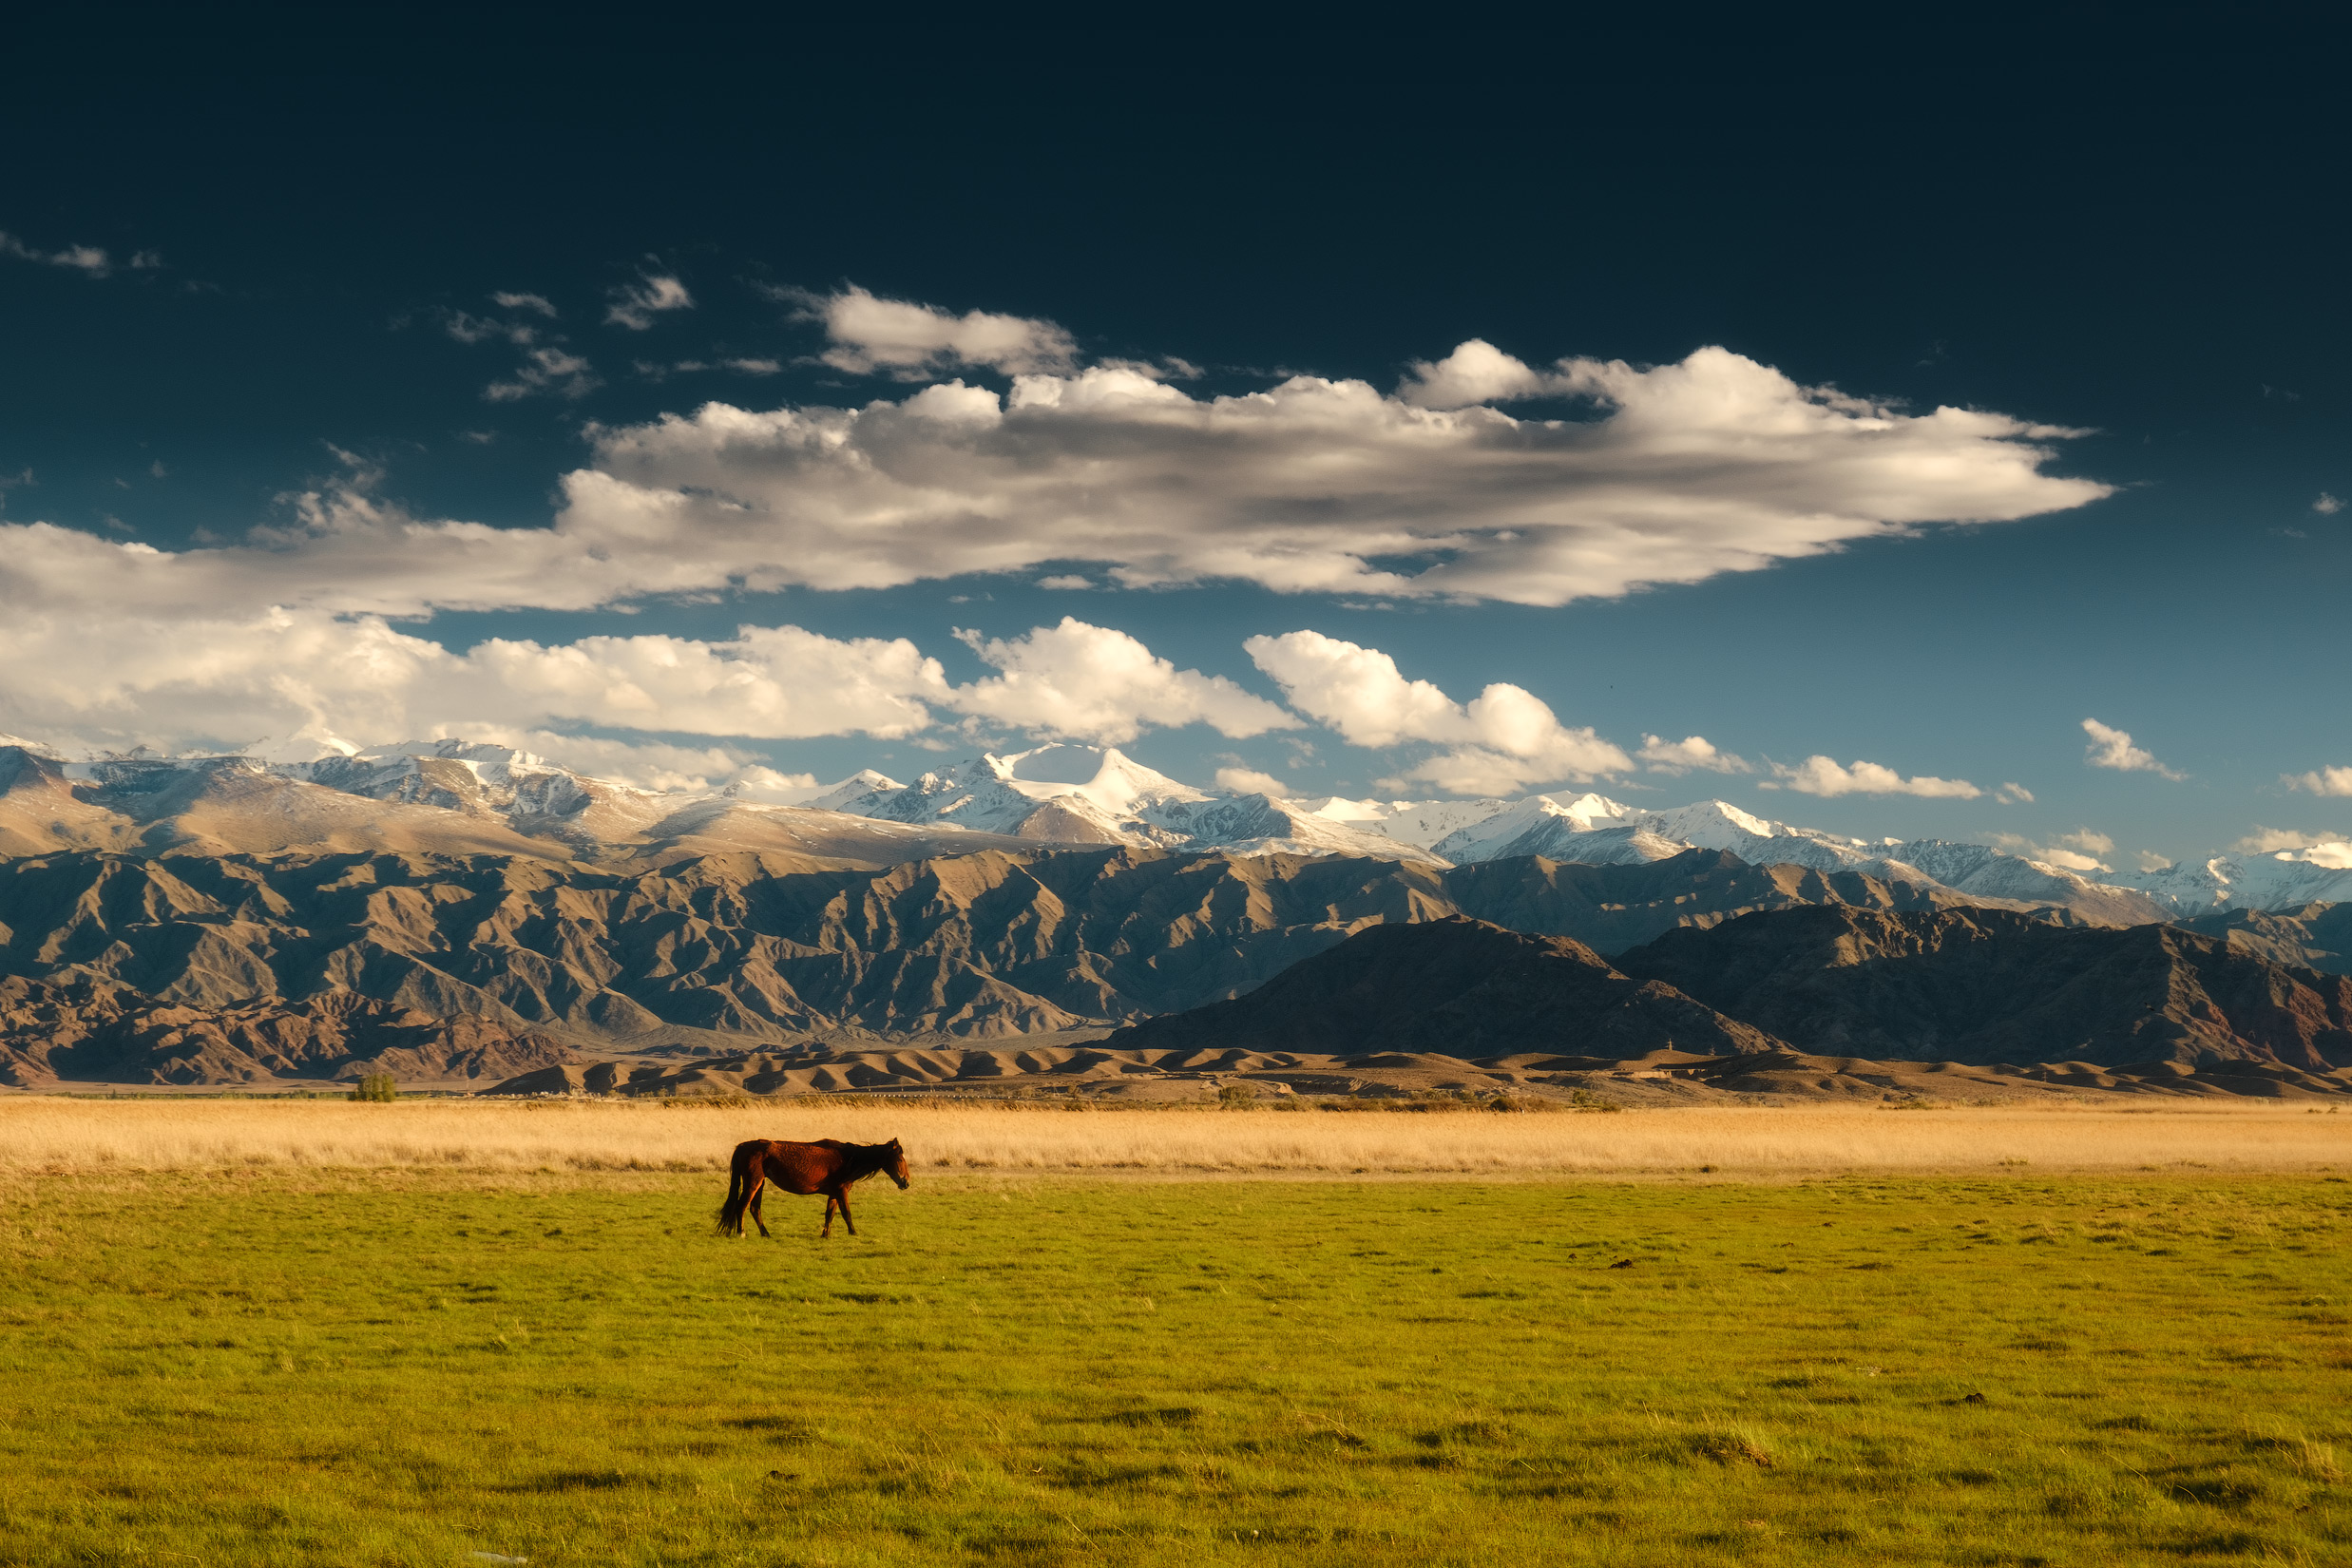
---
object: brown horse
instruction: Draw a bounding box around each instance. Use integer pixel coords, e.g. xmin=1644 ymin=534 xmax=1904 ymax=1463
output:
xmin=716 ymin=1138 xmax=910 ymax=1239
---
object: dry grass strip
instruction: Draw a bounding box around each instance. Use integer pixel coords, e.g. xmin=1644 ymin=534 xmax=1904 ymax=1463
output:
xmin=2 ymin=1096 xmax=2346 ymax=1176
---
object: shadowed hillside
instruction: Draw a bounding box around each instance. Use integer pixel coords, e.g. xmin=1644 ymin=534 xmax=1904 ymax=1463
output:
xmin=1612 ymin=907 xmax=2352 ymax=1070
xmin=1101 ymin=917 xmax=1784 ymax=1060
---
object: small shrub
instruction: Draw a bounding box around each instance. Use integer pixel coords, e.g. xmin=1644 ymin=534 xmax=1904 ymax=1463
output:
xmin=1217 ymin=1082 xmax=1261 ymax=1108
xmin=348 ymin=1072 xmax=398 ymax=1103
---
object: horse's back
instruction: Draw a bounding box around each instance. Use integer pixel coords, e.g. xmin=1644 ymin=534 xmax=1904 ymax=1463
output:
xmin=744 ymin=1138 xmax=844 ymax=1194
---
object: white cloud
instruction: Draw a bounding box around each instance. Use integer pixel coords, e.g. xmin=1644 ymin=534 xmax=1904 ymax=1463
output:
xmin=2133 ymin=850 xmax=2173 ymax=872
xmin=486 ymin=347 xmax=600 ymax=402
xmin=794 ymin=284 xmax=1078 ymax=378
xmin=1996 ymin=781 xmax=2035 ymax=804
xmin=555 ymin=341 xmax=2108 ymax=608
xmin=2056 ymin=828 xmax=2115 ymax=858
xmin=492 ymin=291 xmax=558 ymax=317
xmin=464 ymin=625 xmax=947 ymax=739
xmin=2082 ymin=718 xmax=2186 ymax=780
xmin=1636 ymin=734 xmax=1751 ymax=774
xmin=1037 ymin=574 xmax=1094 ymax=590
xmin=0 ymin=330 xmax=2111 ymax=624
xmin=1244 ymin=630 xmax=1631 ymax=795
xmin=0 ymin=231 xmax=119 ymax=276
xmin=1396 ymin=339 xmax=1554 ymax=408
xmin=1214 ymin=766 xmax=1291 ymax=797
xmin=444 ymin=310 xmax=538 ymax=346
xmin=2315 ymin=492 xmax=2343 ymax=515
xmin=1761 ymin=756 xmax=1982 ymax=799
xmin=0 ymin=593 xmax=1330 ymax=770
xmin=2234 ymin=827 xmax=2336 ymax=853
xmin=2285 ymin=765 xmax=2352 ymax=796
xmin=0 ymin=601 xmax=955 ymax=761
xmin=440 ymin=727 xmax=768 ymax=794
xmin=947 ymin=619 xmax=1298 ymax=745
xmin=605 ymin=274 xmax=694 ymax=331
xmin=1988 ymin=827 xmax=2116 ymax=872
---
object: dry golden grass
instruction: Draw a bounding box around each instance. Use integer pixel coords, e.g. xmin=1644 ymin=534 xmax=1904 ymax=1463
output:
xmin=1 ymin=1095 xmax=2345 ymax=1176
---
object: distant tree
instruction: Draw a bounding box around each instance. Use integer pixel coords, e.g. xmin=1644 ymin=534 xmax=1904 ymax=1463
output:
xmin=349 ymin=1072 xmax=399 ymax=1103
xmin=1217 ymin=1081 xmax=1261 ymax=1108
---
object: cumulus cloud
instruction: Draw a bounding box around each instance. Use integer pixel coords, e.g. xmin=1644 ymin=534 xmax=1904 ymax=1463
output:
xmin=2082 ymin=718 xmax=2186 ymax=780
xmin=2233 ymin=827 xmax=2338 ymax=853
xmin=1636 ymin=734 xmax=1751 ymax=774
xmin=1245 ymin=630 xmax=1632 ymax=794
xmin=2285 ymin=765 xmax=2352 ymax=796
xmin=2315 ymin=492 xmax=2343 ymax=515
xmin=1214 ymin=766 xmax=1291 ymax=798
xmin=947 ymin=619 xmax=1298 ymax=745
xmin=605 ymin=274 xmax=694 ymax=330
xmin=1396 ymin=338 xmax=1555 ymax=408
xmin=492 ymin=291 xmax=558 ymax=317
xmin=1761 ymin=756 xmax=1982 ymax=798
xmin=0 ymin=594 xmax=1314 ymax=772
xmin=1992 ymin=828 xmax=2114 ymax=873
xmin=0 ymin=231 xmax=120 ymax=276
xmin=792 ymin=284 xmax=1078 ymax=378
xmin=1996 ymin=782 xmax=2035 ymax=804
xmin=1037 ymin=574 xmax=1094 ymax=590
xmin=0 ymin=602 xmax=951 ymax=759
xmin=2133 ymin=850 xmax=2173 ymax=872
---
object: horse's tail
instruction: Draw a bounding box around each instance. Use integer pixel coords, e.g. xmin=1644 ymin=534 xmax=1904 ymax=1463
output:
xmin=715 ymin=1151 xmax=748 ymax=1237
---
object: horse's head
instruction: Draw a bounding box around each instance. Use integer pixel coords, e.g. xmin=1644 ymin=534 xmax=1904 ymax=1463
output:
xmin=883 ymin=1138 xmax=910 ymax=1189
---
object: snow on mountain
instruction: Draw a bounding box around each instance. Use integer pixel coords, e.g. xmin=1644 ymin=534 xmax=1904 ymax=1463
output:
xmin=832 ymin=745 xmax=1435 ymax=859
xmin=726 ymin=768 xmax=906 ymax=813
xmin=1134 ymin=794 xmax=1445 ymax=863
xmin=4 ymin=732 xmax=2343 ymax=919
xmin=1425 ymin=793 xmax=2175 ymax=924
xmin=840 ymin=745 xmax=1207 ymax=843
xmin=1292 ymin=795 xmax=1518 ymax=850
xmin=2113 ymin=844 xmax=2352 ymax=914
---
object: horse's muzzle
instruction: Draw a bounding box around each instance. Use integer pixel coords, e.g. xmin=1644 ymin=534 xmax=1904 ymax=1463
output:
xmin=891 ymin=1175 xmax=910 ymax=1189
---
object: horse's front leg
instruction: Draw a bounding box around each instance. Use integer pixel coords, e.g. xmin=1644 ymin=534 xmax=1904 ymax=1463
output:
xmin=834 ymin=1187 xmax=858 ymax=1237
xmin=819 ymin=1191 xmax=837 ymax=1238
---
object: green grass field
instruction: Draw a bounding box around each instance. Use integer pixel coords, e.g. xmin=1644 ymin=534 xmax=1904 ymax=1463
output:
xmin=2 ymin=1171 xmax=2347 ymax=1566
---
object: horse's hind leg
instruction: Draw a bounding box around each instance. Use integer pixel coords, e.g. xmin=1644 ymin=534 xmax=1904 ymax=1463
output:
xmin=834 ymin=1188 xmax=858 ymax=1237
xmin=746 ymin=1174 xmax=772 ymax=1239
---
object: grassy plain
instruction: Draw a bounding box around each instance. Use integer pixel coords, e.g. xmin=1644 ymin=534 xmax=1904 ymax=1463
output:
xmin=2 ymin=1105 xmax=2349 ymax=1565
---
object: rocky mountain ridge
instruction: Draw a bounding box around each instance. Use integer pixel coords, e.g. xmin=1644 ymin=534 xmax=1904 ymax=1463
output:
xmin=1107 ymin=908 xmax=2352 ymax=1091
xmin=0 ymin=842 xmax=1988 ymax=1086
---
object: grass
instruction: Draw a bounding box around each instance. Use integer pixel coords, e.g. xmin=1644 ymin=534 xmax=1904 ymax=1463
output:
xmin=3 ymin=1096 xmax=2347 ymax=1177
xmin=2 ymin=1164 xmax=2349 ymax=1565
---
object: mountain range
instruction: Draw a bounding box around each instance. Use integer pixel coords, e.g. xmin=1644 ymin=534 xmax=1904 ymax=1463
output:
xmin=8 ymin=735 xmax=2348 ymax=919
xmin=0 ymin=842 xmax=1978 ymax=1086
xmin=1107 ymin=910 xmax=2352 ymax=1093
xmin=2 ymin=732 xmax=2348 ymax=1095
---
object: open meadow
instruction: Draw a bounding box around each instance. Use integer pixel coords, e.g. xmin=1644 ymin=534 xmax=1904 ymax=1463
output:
xmin=2 ymin=1100 xmax=2349 ymax=1565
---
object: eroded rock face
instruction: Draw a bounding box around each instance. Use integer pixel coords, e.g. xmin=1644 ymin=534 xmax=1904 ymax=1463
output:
xmin=0 ymin=844 xmax=1975 ymax=1086
xmin=0 ymin=975 xmax=575 ymax=1086
xmin=1102 ymin=917 xmax=1788 ymax=1061
xmin=1610 ymin=907 xmax=2352 ymax=1070
xmin=11 ymin=837 xmax=2323 ymax=1089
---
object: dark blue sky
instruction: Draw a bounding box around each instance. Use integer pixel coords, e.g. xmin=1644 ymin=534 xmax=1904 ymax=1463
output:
xmin=2 ymin=7 xmax=2344 ymax=865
